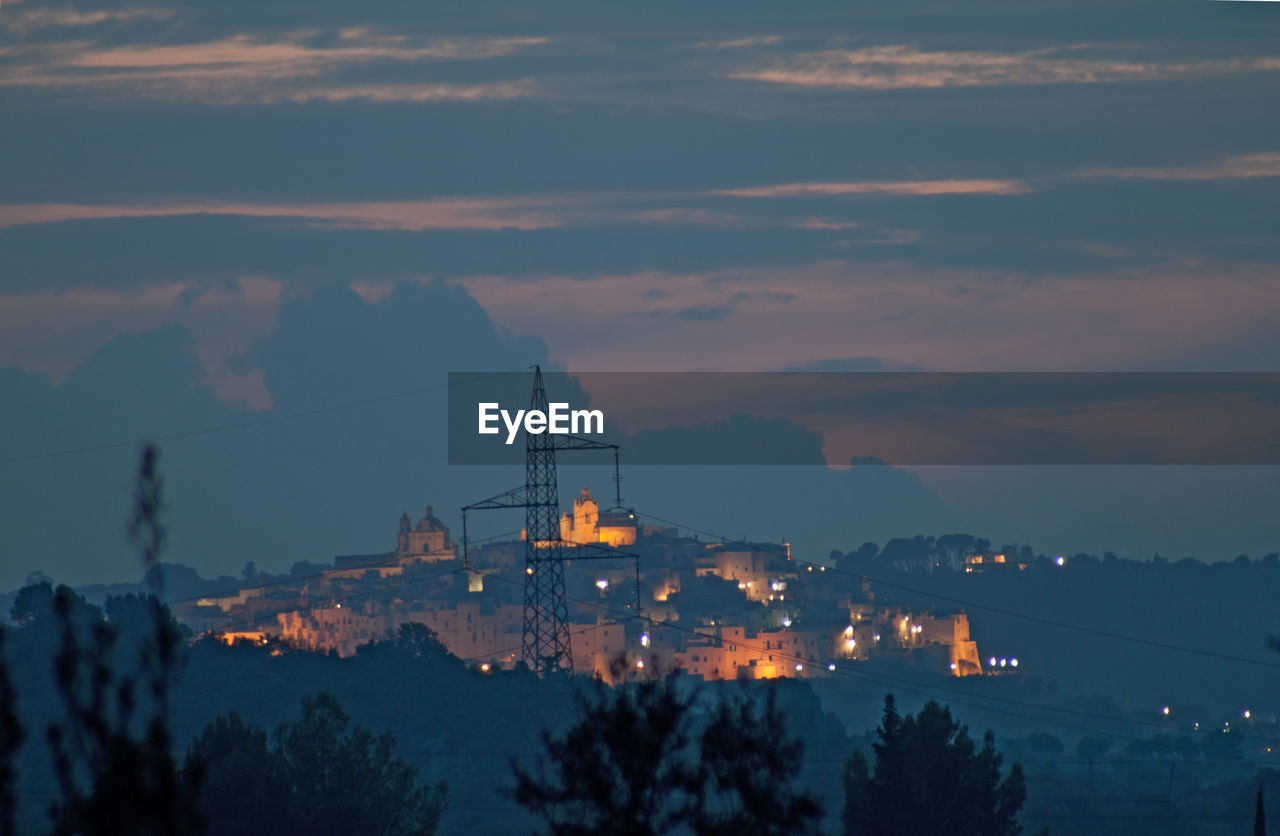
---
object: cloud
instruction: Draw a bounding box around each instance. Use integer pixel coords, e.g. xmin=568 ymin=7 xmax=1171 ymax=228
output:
xmin=783 ymin=357 xmax=924 ymax=372
xmin=0 ymin=197 xmax=570 ymax=232
xmin=0 ymin=7 xmax=174 ymax=36
xmin=457 ymin=261 xmax=1280 ymax=373
xmin=283 ymin=79 xmax=535 ymax=103
xmin=694 ymin=35 xmax=784 ymax=51
xmin=1073 ymin=150 xmax=1280 ymax=182
xmin=0 ymin=184 xmax=984 ymax=236
xmin=0 ymin=278 xmax=281 ymax=407
xmin=728 ymin=44 xmax=1280 ymax=90
xmin=0 ymin=31 xmax=547 ymax=104
xmin=717 ymin=179 xmax=1029 ymax=197
xmin=0 ymin=281 xmax=551 ymax=590
xmin=672 ymin=304 xmax=733 ymax=322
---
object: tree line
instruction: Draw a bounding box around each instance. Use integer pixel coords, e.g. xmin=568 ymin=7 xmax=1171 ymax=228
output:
xmin=833 ymin=534 xmax=1280 ymax=575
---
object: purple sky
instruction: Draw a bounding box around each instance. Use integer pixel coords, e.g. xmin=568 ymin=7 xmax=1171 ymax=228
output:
xmin=2 ymin=0 xmax=1279 ymax=587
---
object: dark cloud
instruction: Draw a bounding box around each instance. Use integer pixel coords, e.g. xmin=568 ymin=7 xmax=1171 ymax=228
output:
xmin=672 ymin=304 xmax=733 ymax=322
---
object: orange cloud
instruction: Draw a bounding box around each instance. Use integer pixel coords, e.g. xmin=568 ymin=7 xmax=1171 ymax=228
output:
xmin=717 ymin=179 xmax=1029 ymax=198
xmin=1 ymin=7 xmax=173 ymax=36
xmin=0 ymin=197 xmax=570 ymax=231
xmin=1073 ymin=151 xmax=1280 ymax=181
xmin=730 ymin=44 xmax=1280 ymax=90
xmin=0 ymin=31 xmax=548 ymax=104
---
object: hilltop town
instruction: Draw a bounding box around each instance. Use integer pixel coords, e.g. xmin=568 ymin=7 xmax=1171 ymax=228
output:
xmin=176 ymin=488 xmax=985 ymax=681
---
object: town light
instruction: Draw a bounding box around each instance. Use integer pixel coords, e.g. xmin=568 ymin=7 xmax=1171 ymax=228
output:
xmin=782 ymin=617 xmax=792 ymax=627
xmin=1055 ymin=556 xmax=1065 ymax=566
xmin=1010 ymin=658 xmax=1018 ymax=667
xmin=845 ymin=639 xmax=856 ymax=651
xmin=596 ymin=578 xmax=609 ymax=590
xmin=999 ymin=658 xmax=1007 ymax=667
xmin=636 ymin=659 xmax=644 ymax=669
xmin=526 ymin=566 xmax=534 ymax=575
xmin=481 ymin=663 xmax=491 ymax=672
xmin=794 ymin=664 xmax=804 ymax=672
xmin=989 ymin=657 xmax=997 ymax=666
xmin=640 ymin=632 xmax=650 ymax=647
xmin=1244 ymin=709 xmax=1252 ymax=719
xmin=1162 ymin=706 xmax=1170 ymax=716
xmin=828 ymin=663 xmax=836 ymax=671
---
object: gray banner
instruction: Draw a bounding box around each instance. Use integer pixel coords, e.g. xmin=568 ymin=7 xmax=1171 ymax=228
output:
xmin=448 ymin=372 xmax=1280 ymax=466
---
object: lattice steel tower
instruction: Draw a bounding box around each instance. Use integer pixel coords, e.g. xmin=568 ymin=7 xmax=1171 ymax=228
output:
xmin=460 ymin=366 xmax=626 ymax=677
xmin=522 ymin=366 xmax=572 ymax=675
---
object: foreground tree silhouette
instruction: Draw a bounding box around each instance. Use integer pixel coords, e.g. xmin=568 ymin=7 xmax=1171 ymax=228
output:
xmin=842 ymin=696 xmax=1026 ymax=836
xmin=186 ymin=691 xmax=446 ymax=836
xmin=46 ymin=444 xmax=202 ymax=835
xmin=695 ymin=687 xmax=822 ymax=836
xmin=0 ymin=629 xmax=23 ymax=836
xmin=511 ymin=669 xmax=820 ymax=836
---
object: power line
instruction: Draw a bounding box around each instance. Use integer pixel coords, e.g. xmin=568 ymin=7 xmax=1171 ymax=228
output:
xmin=0 ymin=371 xmax=507 ymax=466
xmin=207 ymin=564 xmax=466 ymax=633
xmin=478 ymin=570 xmax=1280 ymax=752
xmin=159 ymin=528 xmax=519 ymax=608
xmin=633 ymin=510 xmax=1280 ymax=670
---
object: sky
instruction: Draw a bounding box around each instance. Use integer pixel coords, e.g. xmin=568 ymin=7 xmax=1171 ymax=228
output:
xmin=1 ymin=0 xmax=1279 ymax=590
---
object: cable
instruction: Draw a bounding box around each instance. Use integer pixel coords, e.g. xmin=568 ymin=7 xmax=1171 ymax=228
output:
xmin=478 ymin=570 xmax=1280 ymax=752
xmin=210 ymin=564 xmax=466 ymax=633
xmin=0 ymin=371 xmax=508 ymax=466
xmin=633 ymin=510 xmax=1280 ymax=670
xmin=160 ymin=528 xmax=519 ymax=608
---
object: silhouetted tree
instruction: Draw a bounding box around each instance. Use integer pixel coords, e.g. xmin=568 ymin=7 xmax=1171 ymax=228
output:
xmin=184 ymin=712 xmax=286 ymax=836
xmin=511 ymin=672 xmax=702 ymax=835
xmin=1256 ymin=785 xmax=1266 ymax=836
xmin=8 ymin=580 xmax=54 ymax=627
xmin=188 ymin=692 xmax=446 ymax=836
xmin=512 ymin=670 xmax=821 ymax=836
xmin=277 ymin=691 xmax=445 ymax=835
xmin=0 ymin=629 xmax=23 ymax=836
xmin=356 ymin=623 xmax=457 ymax=667
xmin=1201 ymin=727 xmax=1244 ymax=760
xmin=45 ymin=444 xmax=201 ymax=836
xmin=837 ymin=543 xmax=880 ymax=573
xmin=694 ymin=686 xmax=822 ymax=836
xmin=842 ymin=696 xmax=1025 ymax=836
xmin=1076 ymin=735 xmax=1113 ymax=762
xmin=934 ymin=535 xmax=976 ymax=573
xmin=1025 ymin=733 xmax=1063 ymax=757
